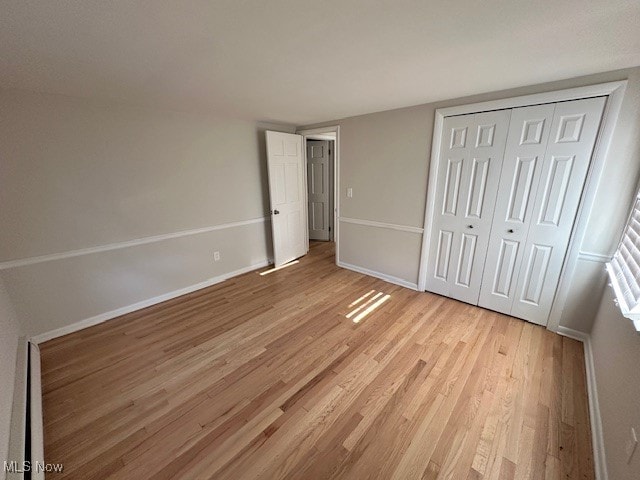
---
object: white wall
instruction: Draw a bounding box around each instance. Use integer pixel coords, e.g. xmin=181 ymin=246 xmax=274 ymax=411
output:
xmin=0 ymin=88 xmax=294 ymax=337
xmin=590 ymin=288 xmax=640 ymax=480
xmin=0 ymin=278 xmax=22 ymax=479
xmin=303 ymin=66 xmax=640 ymax=332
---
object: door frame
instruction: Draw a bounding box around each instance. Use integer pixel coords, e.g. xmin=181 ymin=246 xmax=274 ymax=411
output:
xmin=296 ymin=125 xmax=341 ymax=264
xmin=417 ymin=80 xmax=627 ymax=332
xmin=305 ymin=138 xmax=333 ymax=242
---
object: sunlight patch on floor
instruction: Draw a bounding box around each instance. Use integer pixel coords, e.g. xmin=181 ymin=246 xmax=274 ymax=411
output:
xmin=259 ymin=260 xmax=299 ymax=276
xmin=348 ymin=289 xmax=376 ymax=308
xmin=346 ymin=291 xmax=391 ymax=323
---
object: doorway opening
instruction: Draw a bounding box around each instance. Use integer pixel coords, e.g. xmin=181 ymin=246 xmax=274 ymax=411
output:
xmin=298 ymin=126 xmax=340 ymax=265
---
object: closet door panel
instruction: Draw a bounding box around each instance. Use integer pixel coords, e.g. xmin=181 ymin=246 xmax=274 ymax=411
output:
xmin=511 ymin=96 xmax=606 ymax=324
xmin=426 ymin=110 xmax=510 ymax=304
xmin=448 ymin=110 xmax=511 ymax=304
xmin=426 ymin=115 xmax=472 ymax=297
xmin=491 ymin=238 xmax=520 ymax=298
xmin=478 ymin=104 xmax=556 ymax=314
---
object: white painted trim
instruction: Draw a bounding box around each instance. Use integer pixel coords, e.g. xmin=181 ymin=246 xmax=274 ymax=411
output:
xmin=297 ymin=125 xmax=341 ymax=264
xmin=304 ymin=133 xmax=336 ymax=141
xmin=578 ymin=251 xmax=613 ymax=263
xmin=547 ymin=80 xmax=626 ymax=333
xmin=7 ymin=337 xmax=28 ymax=479
xmin=417 ymin=103 xmax=446 ymax=292
xmin=30 ymin=259 xmax=270 ymax=344
xmin=417 ymin=81 xmax=628 ymax=333
xmin=583 ymin=336 xmax=608 ymax=480
xmin=557 ymin=325 xmax=589 ymax=342
xmin=557 ymin=327 xmax=608 ymax=480
xmin=338 ymin=260 xmax=418 ymax=291
xmin=436 ymin=81 xmax=626 ymax=118
xmin=0 ymin=217 xmax=269 ymax=270
xmin=29 ymin=342 xmax=44 ymax=480
xmin=339 ymin=217 xmax=424 ymax=234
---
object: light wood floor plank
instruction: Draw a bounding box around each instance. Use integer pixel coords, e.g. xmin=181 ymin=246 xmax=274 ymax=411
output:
xmin=40 ymin=241 xmax=594 ymax=479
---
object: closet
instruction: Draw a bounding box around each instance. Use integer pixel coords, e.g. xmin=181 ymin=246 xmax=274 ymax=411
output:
xmin=424 ymin=96 xmax=606 ymax=325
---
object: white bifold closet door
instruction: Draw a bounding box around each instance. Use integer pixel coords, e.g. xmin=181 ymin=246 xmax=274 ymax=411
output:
xmin=477 ymin=103 xmax=557 ymax=315
xmin=425 ymin=110 xmax=511 ymax=304
xmin=426 ymin=96 xmax=606 ymax=326
xmin=479 ymin=97 xmax=606 ymax=324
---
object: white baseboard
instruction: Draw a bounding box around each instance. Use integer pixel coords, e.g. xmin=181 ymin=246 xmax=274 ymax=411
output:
xmin=337 ymin=261 xmax=418 ymax=291
xmin=557 ymin=326 xmax=608 ymax=480
xmin=7 ymin=337 xmax=28 ymax=480
xmin=30 ymin=259 xmax=270 ymax=344
xmin=29 ymin=343 xmax=44 ymax=480
xmin=557 ymin=326 xmax=590 ymax=342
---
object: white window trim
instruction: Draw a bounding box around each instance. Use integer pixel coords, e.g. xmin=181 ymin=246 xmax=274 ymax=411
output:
xmin=606 ymin=189 xmax=640 ymax=332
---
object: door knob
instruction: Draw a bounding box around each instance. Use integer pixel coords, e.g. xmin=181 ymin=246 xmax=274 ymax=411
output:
xmin=273 ymin=209 xmax=280 ymax=215
xmin=508 ymin=229 xmax=514 ymax=233
xmin=466 ymin=225 xmax=474 ymax=229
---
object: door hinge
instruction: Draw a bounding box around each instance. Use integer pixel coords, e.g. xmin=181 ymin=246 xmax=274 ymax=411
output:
xmin=329 ymin=226 xmax=331 ymax=232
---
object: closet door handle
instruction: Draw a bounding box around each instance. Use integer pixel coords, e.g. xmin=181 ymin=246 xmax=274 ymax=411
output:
xmin=466 ymin=225 xmax=474 ymax=229
xmin=507 ymin=229 xmax=514 ymax=233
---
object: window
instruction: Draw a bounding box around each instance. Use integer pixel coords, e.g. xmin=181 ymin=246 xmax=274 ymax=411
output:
xmin=606 ymin=188 xmax=640 ymax=332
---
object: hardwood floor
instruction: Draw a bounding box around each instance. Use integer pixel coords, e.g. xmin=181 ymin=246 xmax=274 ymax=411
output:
xmin=40 ymin=241 xmax=594 ymax=479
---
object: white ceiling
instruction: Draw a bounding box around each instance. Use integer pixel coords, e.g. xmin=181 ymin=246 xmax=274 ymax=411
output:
xmin=1 ymin=1 xmax=639 ymax=125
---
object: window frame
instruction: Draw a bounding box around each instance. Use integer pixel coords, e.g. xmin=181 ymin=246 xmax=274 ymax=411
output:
xmin=606 ymin=188 xmax=640 ymax=332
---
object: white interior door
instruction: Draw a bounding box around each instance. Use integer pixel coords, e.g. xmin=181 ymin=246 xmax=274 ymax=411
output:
xmin=307 ymin=140 xmax=330 ymax=241
xmin=478 ymin=97 xmax=606 ymax=325
xmin=425 ymin=109 xmax=511 ymax=304
xmin=478 ymin=104 xmax=556 ymax=315
xmin=266 ymin=131 xmax=307 ymax=267
xmin=509 ymin=96 xmax=606 ymax=324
